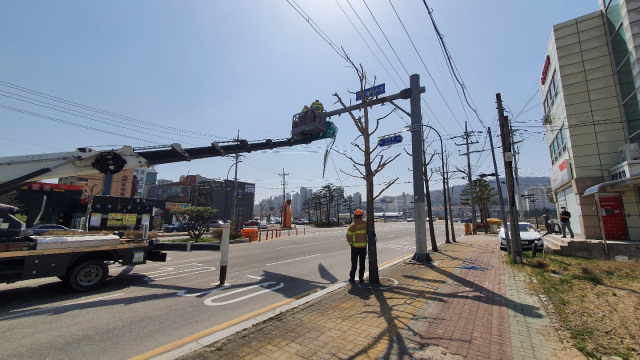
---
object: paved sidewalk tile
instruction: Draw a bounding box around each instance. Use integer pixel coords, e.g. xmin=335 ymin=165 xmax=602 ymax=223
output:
xmin=179 ymin=236 xmax=582 ymax=360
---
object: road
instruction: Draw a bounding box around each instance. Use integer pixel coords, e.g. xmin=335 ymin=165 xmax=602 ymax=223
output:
xmin=0 ymin=221 xmax=464 ymax=360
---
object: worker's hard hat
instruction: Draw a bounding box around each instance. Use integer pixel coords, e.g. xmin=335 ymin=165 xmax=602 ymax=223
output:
xmin=354 ymin=209 xmax=364 ymax=217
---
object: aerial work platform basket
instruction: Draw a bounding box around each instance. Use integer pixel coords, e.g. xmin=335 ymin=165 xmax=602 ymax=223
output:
xmin=291 ymin=108 xmax=326 ymax=138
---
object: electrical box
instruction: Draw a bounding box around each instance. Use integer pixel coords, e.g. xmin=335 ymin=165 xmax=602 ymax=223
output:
xmin=620 ymin=143 xmax=640 ymax=162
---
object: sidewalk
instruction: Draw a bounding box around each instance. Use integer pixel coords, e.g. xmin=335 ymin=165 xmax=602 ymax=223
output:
xmin=175 ymin=235 xmax=583 ymax=360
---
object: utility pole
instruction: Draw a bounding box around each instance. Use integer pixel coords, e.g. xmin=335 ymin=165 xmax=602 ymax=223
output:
xmin=511 ymin=125 xmax=524 ymax=222
xmin=442 ymin=146 xmax=456 ymax=242
xmin=409 ymin=74 xmax=433 ymax=263
xmin=231 ymin=131 xmax=240 ymax=231
xmin=488 ymin=127 xmax=510 ymax=253
xmin=456 ymin=122 xmax=479 ymax=232
xmin=496 ymin=93 xmax=522 ymax=263
xmin=279 ymin=168 xmax=289 ymax=222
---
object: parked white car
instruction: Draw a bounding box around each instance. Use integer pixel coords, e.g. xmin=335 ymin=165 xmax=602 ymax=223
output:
xmin=499 ymin=222 xmax=543 ymax=252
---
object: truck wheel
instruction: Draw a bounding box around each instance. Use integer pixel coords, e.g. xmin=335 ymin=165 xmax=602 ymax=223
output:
xmin=67 ymin=260 xmax=109 ymax=292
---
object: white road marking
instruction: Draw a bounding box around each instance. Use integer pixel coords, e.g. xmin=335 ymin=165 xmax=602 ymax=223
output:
xmin=266 ymin=254 xmax=322 ymax=266
xmin=141 ymin=264 xmax=203 ymax=275
xmin=176 ymin=283 xmax=231 ymax=297
xmin=246 ymin=275 xmax=263 ymax=279
xmin=0 ymin=293 xmax=124 ymax=321
xmin=145 ymin=267 xmax=216 ymax=281
xmin=203 ymin=282 xmax=284 ymax=306
xmin=276 ymin=243 xmax=315 ymax=249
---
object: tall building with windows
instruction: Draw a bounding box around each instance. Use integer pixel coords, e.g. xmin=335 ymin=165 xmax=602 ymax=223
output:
xmin=133 ymin=167 xmax=158 ymax=198
xmin=540 ymin=1 xmax=640 ymax=240
xmin=59 ymin=169 xmax=135 ymax=198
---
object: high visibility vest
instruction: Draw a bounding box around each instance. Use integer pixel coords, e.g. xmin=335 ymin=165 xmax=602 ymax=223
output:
xmin=346 ymin=219 xmax=367 ymax=248
xmin=301 ymin=106 xmax=309 ymax=113
xmin=310 ymin=101 xmax=323 ymax=111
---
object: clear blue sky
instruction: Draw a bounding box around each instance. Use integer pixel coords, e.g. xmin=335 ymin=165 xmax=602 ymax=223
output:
xmin=0 ymin=1 xmax=597 ymax=200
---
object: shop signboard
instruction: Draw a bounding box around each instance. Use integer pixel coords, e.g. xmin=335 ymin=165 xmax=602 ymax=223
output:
xmin=165 ymin=202 xmax=191 ymax=211
xmin=551 ymin=160 xmax=570 ymax=191
xmin=107 ymin=213 xmax=123 ymax=227
xmin=90 ymin=213 xmax=102 ymax=228
xmin=122 ymin=213 xmax=137 ymax=226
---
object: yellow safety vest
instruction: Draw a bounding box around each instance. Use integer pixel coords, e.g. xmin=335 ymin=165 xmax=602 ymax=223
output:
xmin=346 ymin=219 xmax=367 ymax=248
xmin=310 ymin=101 xmax=323 ymax=111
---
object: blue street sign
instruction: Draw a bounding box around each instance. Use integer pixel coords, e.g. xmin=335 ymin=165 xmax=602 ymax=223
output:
xmin=356 ymin=83 xmax=385 ymax=101
xmin=378 ymin=134 xmax=403 ymax=147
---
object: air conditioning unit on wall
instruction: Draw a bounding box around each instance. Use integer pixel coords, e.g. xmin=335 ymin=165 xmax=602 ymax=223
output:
xmin=620 ymin=143 xmax=640 ymax=162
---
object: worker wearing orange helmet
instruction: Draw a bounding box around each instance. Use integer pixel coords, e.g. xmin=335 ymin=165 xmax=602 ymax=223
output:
xmin=346 ymin=209 xmax=367 ymax=284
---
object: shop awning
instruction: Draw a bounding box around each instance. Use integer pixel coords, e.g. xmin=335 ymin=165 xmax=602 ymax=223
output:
xmin=583 ymin=177 xmax=640 ymax=196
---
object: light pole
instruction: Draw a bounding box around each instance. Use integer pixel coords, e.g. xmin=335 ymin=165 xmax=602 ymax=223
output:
xmin=420 ymin=124 xmax=450 ymax=244
xmin=224 ymin=162 xmax=235 ymax=222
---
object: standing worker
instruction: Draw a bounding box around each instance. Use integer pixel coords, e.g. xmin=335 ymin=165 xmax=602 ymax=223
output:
xmin=346 ymin=209 xmax=367 ymax=284
xmin=543 ymin=210 xmax=551 ymax=233
xmin=559 ymin=206 xmax=574 ymax=238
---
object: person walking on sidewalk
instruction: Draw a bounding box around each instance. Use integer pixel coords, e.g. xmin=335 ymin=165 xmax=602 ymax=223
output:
xmin=543 ymin=210 xmax=551 ymax=233
xmin=559 ymin=206 xmax=574 ymax=238
xmin=346 ymin=209 xmax=367 ymax=284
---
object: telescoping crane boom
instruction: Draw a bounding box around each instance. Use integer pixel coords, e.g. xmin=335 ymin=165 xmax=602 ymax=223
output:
xmin=0 ymin=115 xmax=336 ymax=196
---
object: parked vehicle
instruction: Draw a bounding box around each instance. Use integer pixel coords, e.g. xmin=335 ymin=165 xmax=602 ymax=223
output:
xmin=1 ymin=207 xmax=166 ymax=292
xmin=30 ymin=224 xmax=81 ymax=236
xmin=259 ymin=220 xmax=268 ymax=229
xmin=209 ymin=220 xmax=223 ymax=228
xmin=452 ymin=218 xmax=461 ymax=222
xmin=165 ymin=222 xmax=188 ymax=232
xmin=406 ymin=218 xmax=415 ymax=222
xmin=462 ymin=218 xmax=473 ymax=223
xmin=330 ymin=218 xmax=337 ymax=222
xmin=499 ymin=222 xmax=543 ymax=252
xmin=244 ymin=220 xmax=259 ymax=226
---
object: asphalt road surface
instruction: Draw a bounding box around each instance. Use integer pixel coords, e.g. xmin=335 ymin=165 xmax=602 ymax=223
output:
xmin=0 ymin=221 xmax=464 ymax=360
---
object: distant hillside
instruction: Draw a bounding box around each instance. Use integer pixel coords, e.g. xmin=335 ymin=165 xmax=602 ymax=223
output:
xmin=428 ymin=177 xmax=551 ymax=206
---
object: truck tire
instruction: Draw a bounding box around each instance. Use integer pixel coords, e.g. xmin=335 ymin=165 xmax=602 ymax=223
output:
xmin=67 ymin=260 xmax=109 ymax=292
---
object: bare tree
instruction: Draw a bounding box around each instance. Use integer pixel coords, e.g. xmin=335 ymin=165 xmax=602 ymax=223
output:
xmin=83 ymin=184 xmax=102 ymax=231
xmin=334 ymin=54 xmax=400 ymax=285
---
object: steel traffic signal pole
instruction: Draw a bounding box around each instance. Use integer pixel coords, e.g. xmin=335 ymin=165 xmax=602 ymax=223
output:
xmin=488 ymin=126 xmax=510 ymax=253
xmin=409 ymin=74 xmax=433 ymax=263
xmin=496 ymin=93 xmax=522 ymax=263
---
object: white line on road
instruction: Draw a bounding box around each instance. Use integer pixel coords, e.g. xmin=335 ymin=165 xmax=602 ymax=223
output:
xmin=145 ymin=267 xmax=216 ymax=281
xmin=203 ymin=282 xmax=284 ymax=306
xmin=246 ymin=275 xmax=263 ymax=279
xmin=265 ymin=254 xmax=322 ymax=266
xmin=276 ymin=243 xmax=315 ymax=249
xmin=0 ymin=293 xmax=124 ymax=321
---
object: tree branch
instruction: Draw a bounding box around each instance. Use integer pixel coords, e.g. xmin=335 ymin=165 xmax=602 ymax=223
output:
xmin=373 ymin=177 xmax=400 ymax=200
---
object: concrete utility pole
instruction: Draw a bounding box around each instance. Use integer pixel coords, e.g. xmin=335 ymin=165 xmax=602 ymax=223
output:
xmin=409 ymin=74 xmax=433 ymax=263
xmin=456 ymin=122 xmax=479 ymax=232
xmin=496 ymin=93 xmax=522 ymax=263
xmin=511 ymin=125 xmax=524 ymax=222
xmin=488 ymin=127 xmax=510 ymax=253
xmin=279 ymin=168 xmax=289 ymax=222
xmin=231 ymin=131 xmax=240 ymax=231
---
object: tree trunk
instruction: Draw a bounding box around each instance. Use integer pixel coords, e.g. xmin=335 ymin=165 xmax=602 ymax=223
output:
xmin=364 ymin=127 xmax=379 ymax=285
xmin=446 ymin=174 xmax=456 ymax=242
xmin=423 ymin=170 xmax=438 ymax=252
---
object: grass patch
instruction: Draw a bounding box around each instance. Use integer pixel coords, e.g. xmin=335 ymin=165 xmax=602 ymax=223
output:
xmin=508 ymin=252 xmax=640 ymax=359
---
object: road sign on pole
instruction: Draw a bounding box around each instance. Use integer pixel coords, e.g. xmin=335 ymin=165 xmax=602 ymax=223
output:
xmin=356 ymin=83 xmax=385 ymax=101
xmin=377 ymin=134 xmax=403 ymax=147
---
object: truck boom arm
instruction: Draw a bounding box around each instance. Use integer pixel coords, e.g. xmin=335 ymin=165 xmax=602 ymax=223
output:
xmin=0 ymin=136 xmax=315 ymax=195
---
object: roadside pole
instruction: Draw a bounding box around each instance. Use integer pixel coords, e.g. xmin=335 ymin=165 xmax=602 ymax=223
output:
xmin=409 ymin=74 xmax=432 ymax=263
xmin=488 ymin=127 xmax=510 ymax=253
xmin=496 ymin=93 xmax=522 ymax=263
xmin=219 ymin=223 xmax=230 ymax=285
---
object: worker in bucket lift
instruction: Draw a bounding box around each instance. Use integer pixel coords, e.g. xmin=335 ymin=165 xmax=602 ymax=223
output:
xmin=299 ymin=105 xmax=310 ymax=126
xmin=346 ymin=209 xmax=367 ymax=284
xmin=310 ymin=99 xmax=323 ymax=113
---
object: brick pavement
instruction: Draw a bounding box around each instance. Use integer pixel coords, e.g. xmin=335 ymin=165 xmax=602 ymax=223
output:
xmin=178 ymin=235 xmax=582 ymax=360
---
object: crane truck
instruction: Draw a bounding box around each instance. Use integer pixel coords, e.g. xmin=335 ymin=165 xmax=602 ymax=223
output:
xmin=0 ymin=111 xmax=333 ymax=291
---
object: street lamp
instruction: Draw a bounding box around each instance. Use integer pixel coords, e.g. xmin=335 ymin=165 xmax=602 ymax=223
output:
xmin=409 ymin=124 xmax=451 ymax=243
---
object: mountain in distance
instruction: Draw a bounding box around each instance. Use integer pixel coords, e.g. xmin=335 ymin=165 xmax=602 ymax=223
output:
xmin=428 ymin=176 xmax=551 ymax=206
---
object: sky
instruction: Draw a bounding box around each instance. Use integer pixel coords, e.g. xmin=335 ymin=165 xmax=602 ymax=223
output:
xmin=0 ymin=1 xmax=598 ymax=201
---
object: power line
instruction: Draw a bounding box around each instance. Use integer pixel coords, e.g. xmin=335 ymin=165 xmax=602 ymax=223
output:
xmin=0 ymin=104 xmax=160 ymax=144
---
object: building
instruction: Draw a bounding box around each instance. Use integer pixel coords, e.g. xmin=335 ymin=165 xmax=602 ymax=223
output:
xmin=352 ymin=192 xmax=362 ymax=208
xmin=133 ymin=167 xmax=158 ymax=198
xmin=195 ymin=179 xmax=255 ymax=224
xmin=540 ymin=1 xmax=640 ymax=240
xmin=395 ymin=192 xmax=413 ymax=213
xmin=16 ymin=183 xmax=84 ymax=228
xmin=523 ymin=186 xmax=552 ymax=212
xmin=59 ymin=169 xmax=135 ymax=198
